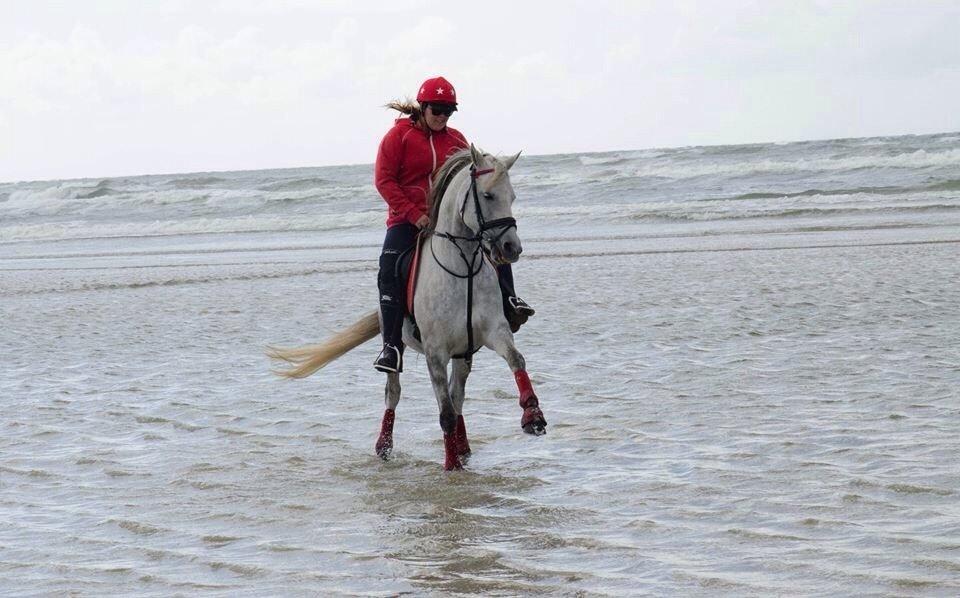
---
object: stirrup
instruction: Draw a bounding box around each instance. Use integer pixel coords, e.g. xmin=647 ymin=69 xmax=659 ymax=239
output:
xmin=508 ymin=296 xmax=536 ymax=317
xmin=374 ymin=344 xmax=402 ymax=373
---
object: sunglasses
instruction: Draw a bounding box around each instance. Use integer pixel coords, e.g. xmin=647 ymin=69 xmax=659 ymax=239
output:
xmin=428 ymin=103 xmax=457 ymax=117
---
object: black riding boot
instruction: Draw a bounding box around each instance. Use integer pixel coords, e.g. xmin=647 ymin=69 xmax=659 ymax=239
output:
xmin=375 ymin=246 xmax=407 ymax=373
xmin=497 ymin=264 xmax=535 ymax=333
xmin=374 ymin=301 xmax=404 ymax=373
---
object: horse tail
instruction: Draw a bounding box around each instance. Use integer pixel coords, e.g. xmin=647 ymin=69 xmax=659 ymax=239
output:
xmin=267 ymin=310 xmax=380 ymax=379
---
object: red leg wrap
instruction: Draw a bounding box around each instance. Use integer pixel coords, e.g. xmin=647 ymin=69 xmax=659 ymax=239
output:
xmin=514 ymin=370 xmax=538 ymax=409
xmin=514 ymin=370 xmax=547 ymax=432
xmin=443 ymin=433 xmax=463 ymax=470
xmin=454 ymin=415 xmax=471 ymax=457
xmin=375 ymin=409 xmax=395 ymax=458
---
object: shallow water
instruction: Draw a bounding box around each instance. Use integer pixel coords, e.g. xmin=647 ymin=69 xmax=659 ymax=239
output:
xmin=2 ymin=133 xmax=960 ymax=595
xmin=3 ymin=227 xmax=960 ymax=596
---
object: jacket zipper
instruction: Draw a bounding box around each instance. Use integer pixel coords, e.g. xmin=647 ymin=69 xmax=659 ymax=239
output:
xmin=428 ymin=133 xmax=437 ymax=190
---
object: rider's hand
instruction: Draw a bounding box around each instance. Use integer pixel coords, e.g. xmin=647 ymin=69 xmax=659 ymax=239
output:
xmin=415 ymin=214 xmax=431 ymax=229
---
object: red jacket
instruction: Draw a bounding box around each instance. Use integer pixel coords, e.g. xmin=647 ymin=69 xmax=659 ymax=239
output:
xmin=375 ymin=117 xmax=468 ymax=228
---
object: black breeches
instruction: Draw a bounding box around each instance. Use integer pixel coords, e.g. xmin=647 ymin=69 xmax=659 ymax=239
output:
xmin=378 ymin=223 xmax=419 ymax=346
xmin=378 ymin=223 xmax=419 ymax=304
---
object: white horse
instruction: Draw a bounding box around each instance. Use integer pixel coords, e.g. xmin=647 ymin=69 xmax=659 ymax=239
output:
xmin=268 ymin=145 xmax=546 ymax=470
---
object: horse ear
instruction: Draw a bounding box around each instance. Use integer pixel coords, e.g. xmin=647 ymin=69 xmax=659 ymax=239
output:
xmin=503 ymin=151 xmax=522 ymax=171
xmin=469 ymin=143 xmax=484 ymax=166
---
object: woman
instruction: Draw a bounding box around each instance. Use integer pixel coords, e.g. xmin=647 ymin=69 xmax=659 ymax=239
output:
xmin=373 ymin=76 xmax=535 ymax=373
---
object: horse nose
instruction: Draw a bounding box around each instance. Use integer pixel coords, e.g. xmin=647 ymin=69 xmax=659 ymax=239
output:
xmin=502 ymin=240 xmax=522 ymax=261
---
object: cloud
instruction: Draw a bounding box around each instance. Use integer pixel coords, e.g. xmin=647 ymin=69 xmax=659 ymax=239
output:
xmin=0 ymin=19 xmax=370 ymax=116
xmin=0 ymin=110 xmax=8 ymax=160
xmin=383 ymin=16 xmax=455 ymax=56
xmin=209 ymin=0 xmax=427 ymax=16
xmin=1 ymin=1 xmax=958 ymax=182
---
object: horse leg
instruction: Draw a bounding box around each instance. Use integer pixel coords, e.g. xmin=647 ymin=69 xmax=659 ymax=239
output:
xmin=376 ymin=372 xmax=401 ymax=459
xmin=426 ymin=354 xmax=462 ymax=470
xmin=448 ymin=358 xmax=472 ymax=458
xmin=487 ymin=332 xmax=547 ymax=436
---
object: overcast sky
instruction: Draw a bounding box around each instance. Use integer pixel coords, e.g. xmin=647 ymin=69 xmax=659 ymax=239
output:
xmin=1 ymin=0 xmax=958 ymax=182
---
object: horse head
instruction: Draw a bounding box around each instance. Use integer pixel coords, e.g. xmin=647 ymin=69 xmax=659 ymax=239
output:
xmin=466 ymin=144 xmax=523 ymax=264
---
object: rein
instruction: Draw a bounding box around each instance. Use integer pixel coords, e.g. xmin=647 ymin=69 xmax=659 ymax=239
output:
xmin=430 ymin=163 xmax=517 ymax=363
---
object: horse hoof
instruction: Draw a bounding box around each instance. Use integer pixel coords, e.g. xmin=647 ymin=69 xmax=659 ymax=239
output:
xmin=521 ymin=406 xmax=547 ymax=436
xmin=375 ymin=436 xmax=393 ymax=460
xmin=522 ymin=421 xmax=547 ymax=436
xmin=443 ymin=433 xmax=464 ymax=470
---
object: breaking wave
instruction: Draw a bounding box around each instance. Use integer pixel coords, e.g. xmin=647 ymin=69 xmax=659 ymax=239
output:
xmin=1 ymin=130 xmax=958 ymax=242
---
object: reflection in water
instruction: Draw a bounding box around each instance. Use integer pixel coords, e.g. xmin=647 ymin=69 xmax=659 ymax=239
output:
xmin=356 ymin=459 xmax=582 ymax=595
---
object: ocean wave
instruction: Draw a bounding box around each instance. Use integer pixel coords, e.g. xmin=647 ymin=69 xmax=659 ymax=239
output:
xmin=628 ymin=148 xmax=960 ymax=181
xmin=169 ymin=176 xmax=228 ymax=188
xmin=256 ymin=177 xmax=330 ymax=192
xmin=511 ymin=171 xmax=592 ymax=187
xmin=5 ymin=179 xmax=117 ymax=206
xmin=0 ymin=211 xmax=384 ymax=242
xmin=3 ymin=184 xmax=105 ymax=217
xmin=579 ymin=155 xmax=631 ymax=166
xmin=518 ymin=148 xmax=960 ymax=190
xmin=698 ymin=143 xmax=768 ymax=156
xmin=76 ymin=180 xmax=117 ymax=198
xmin=927 ymin=179 xmax=960 ymax=191
xmin=0 ymin=182 xmax=382 ymax=220
xmin=678 ymin=204 xmax=960 ymax=222
xmin=515 ymin=198 xmax=960 ymax=224
xmin=2 ymin=132 xmax=957 ymax=241
xmin=578 ymin=149 xmax=667 ymax=166
xmin=730 ymin=179 xmax=960 ymax=201
xmin=2 ymin=263 xmax=374 ymax=297
xmin=732 ymin=186 xmax=906 ymax=200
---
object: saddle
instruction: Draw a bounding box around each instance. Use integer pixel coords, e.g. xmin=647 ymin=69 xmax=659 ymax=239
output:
xmin=394 ymin=232 xmax=426 ymax=341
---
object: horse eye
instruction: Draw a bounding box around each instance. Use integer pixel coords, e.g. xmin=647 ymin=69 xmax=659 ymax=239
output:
xmin=483 ymin=192 xmax=494 ymax=200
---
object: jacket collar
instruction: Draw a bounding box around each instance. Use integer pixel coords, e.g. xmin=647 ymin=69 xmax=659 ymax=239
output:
xmin=396 ymin=116 xmax=446 ymax=135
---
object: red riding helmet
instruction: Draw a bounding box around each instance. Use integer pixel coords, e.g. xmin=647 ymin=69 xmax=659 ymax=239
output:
xmin=417 ymin=76 xmax=457 ymax=105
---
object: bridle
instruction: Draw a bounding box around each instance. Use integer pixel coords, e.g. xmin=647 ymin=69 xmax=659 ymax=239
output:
xmin=434 ymin=164 xmax=517 ymax=257
xmin=430 ymin=163 xmax=517 ymax=275
xmin=460 ymin=166 xmax=518 ymax=248
xmin=429 ymin=163 xmax=517 ymax=363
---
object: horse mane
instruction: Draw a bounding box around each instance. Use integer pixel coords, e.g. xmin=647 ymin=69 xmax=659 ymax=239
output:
xmin=428 ymin=149 xmax=472 ymax=224
xmin=428 ymin=148 xmax=506 ymax=224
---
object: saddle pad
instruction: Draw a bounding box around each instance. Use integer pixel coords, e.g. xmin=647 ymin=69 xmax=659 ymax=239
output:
xmin=404 ymin=233 xmax=425 ymax=317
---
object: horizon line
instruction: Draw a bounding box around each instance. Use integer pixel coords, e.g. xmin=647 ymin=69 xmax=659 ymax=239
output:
xmin=3 ymin=128 xmax=957 ymax=186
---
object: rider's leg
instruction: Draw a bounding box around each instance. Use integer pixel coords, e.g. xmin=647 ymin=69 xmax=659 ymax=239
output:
xmin=496 ymin=263 xmax=535 ymax=332
xmin=374 ymin=223 xmax=418 ymax=373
